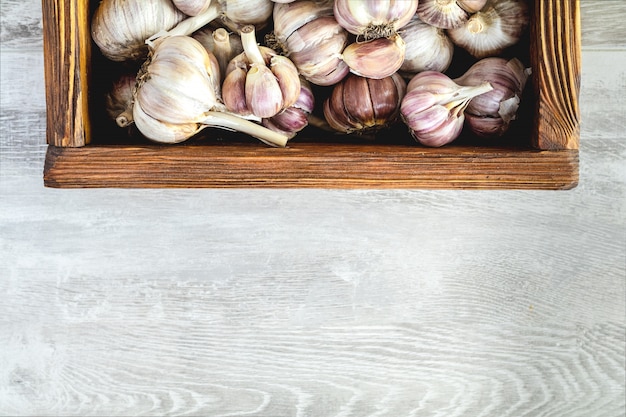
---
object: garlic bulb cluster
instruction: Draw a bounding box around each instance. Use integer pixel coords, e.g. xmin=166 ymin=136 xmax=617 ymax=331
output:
xmin=222 ymin=25 xmax=301 ymax=119
xmin=334 ymin=0 xmax=418 ymax=79
xmin=455 ymin=57 xmax=531 ymax=137
xmin=400 ymin=71 xmax=493 ymax=147
xmin=92 ymin=0 xmax=533 ymax=148
xmin=133 ymin=36 xmax=288 ymax=146
xmin=324 ymin=73 xmax=407 ymax=134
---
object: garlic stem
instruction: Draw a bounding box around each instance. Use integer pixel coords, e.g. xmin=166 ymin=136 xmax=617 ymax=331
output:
xmin=116 ymin=110 xmax=133 ymax=128
xmin=239 ymin=25 xmax=266 ymax=66
xmin=147 ymin=2 xmax=221 ymax=42
xmin=201 ymin=111 xmax=289 ymax=146
xmin=445 ymin=83 xmax=493 ymax=116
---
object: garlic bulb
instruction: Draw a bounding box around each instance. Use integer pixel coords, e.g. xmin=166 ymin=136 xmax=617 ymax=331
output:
xmin=271 ymin=0 xmax=350 ymax=86
xmin=400 ymin=71 xmax=493 ymax=147
xmin=133 ymin=35 xmax=288 ymax=146
xmin=91 ymin=0 xmax=186 ymax=61
xmin=172 ymin=0 xmax=212 ymax=16
xmin=105 ymin=72 xmax=136 ymax=128
xmin=193 ymin=27 xmax=244 ymax=81
xmin=448 ymin=0 xmax=529 ymax=59
xmin=217 ymin=0 xmax=275 ymax=32
xmin=333 ymin=0 xmax=417 ymax=79
xmin=222 ymin=25 xmax=301 ymax=119
xmin=416 ymin=0 xmax=470 ymax=29
xmin=455 ymin=57 xmax=531 ymax=137
xmin=333 ymin=0 xmax=418 ymax=38
xmin=263 ymin=77 xmax=315 ymax=139
xmin=399 ymin=16 xmax=454 ymax=77
xmin=323 ymin=73 xmax=407 ymax=134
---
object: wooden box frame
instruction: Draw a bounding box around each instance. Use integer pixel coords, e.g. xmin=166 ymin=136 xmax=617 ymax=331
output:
xmin=42 ymin=0 xmax=580 ymax=189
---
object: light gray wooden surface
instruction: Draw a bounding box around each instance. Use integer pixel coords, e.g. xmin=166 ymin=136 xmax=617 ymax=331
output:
xmin=1 ymin=1 xmax=624 ymax=416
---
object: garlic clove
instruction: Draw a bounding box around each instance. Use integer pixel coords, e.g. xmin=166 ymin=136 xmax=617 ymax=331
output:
xmin=416 ymin=0 xmax=470 ymax=30
xmin=222 ymin=66 xmax=251 ymax=116
xmin=447 ymin=0 xmax=529 ymax=59
xmin=193 ymin=27 xmax=244 ymax=81
xmin=342 ymin=35 xmax=406 ymax=79
xmin=270 ymin=55 xmax=301 ymax=109
xmin=245 ymin=64 xmax=284 ymax=118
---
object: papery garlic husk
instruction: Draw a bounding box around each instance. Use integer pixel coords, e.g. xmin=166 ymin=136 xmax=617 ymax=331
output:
xmin=416 ymin=0 xmax=470 ymax=29
xmin=172 ymin=0 xmax=212 ymax=16
xmin=217 ymin=0 xmax=274 ymax=32
xmin=91 ymin=0 xmax=186 ymax=61
xmin=455 ymin=57 xmax=531 ymax=137
xmin=262 ymin=77 xmax=315 ymax=139
xmin=271 ymin=1 xmax=350 ymax=86
xmin=342 ymin=35 xmax=406 ymax=79
xmin=222 ymin=25 xmax=301 ymax=119
xmin=193 ymin=27 xmax=244 ymax=81
xmin=105 ymin=72 xmax=137 ymax=128
xmin=400 ymin=71 xmax=493 ymax=147
xmin=399 ymin=15 xmax=455 ymax=77
xmin=134 ymin=35 xmax=288 ymax=147
xmin=448 ymin=0 xmax=529 ymax=59
xmin=333 ymin=0 xmax=418 ymax=38
xmin=323 ymin=73 xmax=407 ymax=134
xmin=457 ymin=0 xmax=489 ymax=13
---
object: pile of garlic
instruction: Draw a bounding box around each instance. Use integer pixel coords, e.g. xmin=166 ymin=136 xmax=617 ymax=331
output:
xmin=95 ymin=0 xmax=531 ymax=148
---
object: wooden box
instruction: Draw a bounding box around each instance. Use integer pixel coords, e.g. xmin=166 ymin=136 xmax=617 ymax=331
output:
xmin=42 ymin=0 xmax=580 ymax=189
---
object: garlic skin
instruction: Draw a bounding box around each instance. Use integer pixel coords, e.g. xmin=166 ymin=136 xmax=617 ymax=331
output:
xmin=333 ymin=0 xmax=418 ymax=38
xmin=172 ymin=0 xmax=212 ymax=16
xmin=400 ymin=71 xmax=493 ymax=147
xmin=105 ymin=72 xmax=136 ymax=128
xmin=323 ymin=73 xmax=407 ymax=134
xmin=455 ymin=57 xmax=531 ymax=138
xmin=417 ymin=0 xmax=470 ymax=30
xmin=133 ymin=35 xmax=288 ymax=146
xmin=400 ymin=16 xmax=454 ymax=77
xmin=222 ymin=25 xmax=301 ymax=119
xmin=448 ymin=0 xmax=529 ymax=59
xmin=457 ymin=0 xmax=489 ymax=13
xmin=91 ymin=0 xmax=186 ymax=62
xmin=218 ymin=0 xmax=274 ymax=32
xmin=271 ymin=0 xmax=350 ymax=86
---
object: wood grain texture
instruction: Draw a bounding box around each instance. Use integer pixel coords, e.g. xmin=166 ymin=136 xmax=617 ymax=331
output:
xmin=531 ymin=0 xmax=581 ymax=150
xmin=41 ymin=0 xmax=91 ymax=147
xmin=43 ymin=143 xmax=579 ymax=189
xmin=0 ymin=171 xmax=624 ymax=416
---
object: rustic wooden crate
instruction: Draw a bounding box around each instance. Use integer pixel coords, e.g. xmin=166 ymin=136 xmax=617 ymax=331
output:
xmin=42 ymin=0 xmax=580 ymax=189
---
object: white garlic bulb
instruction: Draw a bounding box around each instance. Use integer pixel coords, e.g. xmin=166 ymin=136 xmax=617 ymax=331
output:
xmin=172 ymin=0 xmax=212 ymax=16
xmin=333 ymin=0 xmax=418 ymax=38
xmin=91 ymin=0 xmax=186 ymax=61
xmin=133 ymin=36 xmax=288 ymax=146
xmin=416 ymin=0 xmax=470 ymax=29
xmin=448 ymin=0 xmax=530 ymax=59
xmin=272 ymin=0 xmax=350 ymax=86
xmin=399 ymin=15 xmax=454 ymax=78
